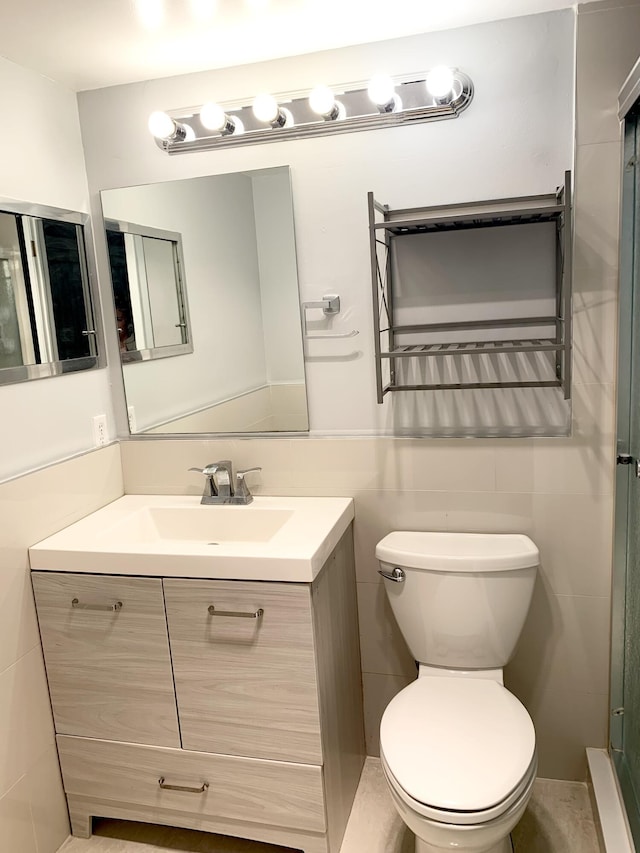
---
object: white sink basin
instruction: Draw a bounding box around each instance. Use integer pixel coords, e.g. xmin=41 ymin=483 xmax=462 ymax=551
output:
xmin=104 ymin=505 xmax=295 ymax=545
xmin=29 ymin=494 xmax=354 ymax=582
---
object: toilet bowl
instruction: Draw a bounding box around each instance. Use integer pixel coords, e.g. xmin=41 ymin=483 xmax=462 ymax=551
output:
xmin=375 ymin=531 xmax=539 ymax=853
xmin=380 ymin=674 xmax=537 ymax=852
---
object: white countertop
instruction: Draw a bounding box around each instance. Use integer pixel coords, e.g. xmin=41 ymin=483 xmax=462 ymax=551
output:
xmin=29 ymin=494 xmax=354 ymax=583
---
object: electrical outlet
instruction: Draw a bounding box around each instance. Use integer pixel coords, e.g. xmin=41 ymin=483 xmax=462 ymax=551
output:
xmin=127 ymin=406 xmax=136 ymax=433
xmin=92 ymin=414 xmax=108 ymax=447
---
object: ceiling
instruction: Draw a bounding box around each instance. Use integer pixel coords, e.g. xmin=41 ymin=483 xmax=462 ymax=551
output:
xmin=0 ymin=0 xmax=595 ymax=92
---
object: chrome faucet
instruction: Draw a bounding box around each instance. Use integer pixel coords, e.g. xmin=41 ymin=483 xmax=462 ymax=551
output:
xmin=189 ymin=461 xmax=262 ymax=505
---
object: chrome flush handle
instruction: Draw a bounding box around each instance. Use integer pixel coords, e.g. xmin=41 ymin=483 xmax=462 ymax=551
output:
xmin=378 ymin=567 xmax=405 ymax=583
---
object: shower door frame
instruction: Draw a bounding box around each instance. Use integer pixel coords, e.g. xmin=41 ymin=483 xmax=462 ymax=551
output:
xmin=612 ymin=91 xmax=640 ymax=848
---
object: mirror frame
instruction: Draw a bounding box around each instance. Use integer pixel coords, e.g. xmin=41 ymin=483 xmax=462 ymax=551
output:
xmin=105 ymin=218 xmax=194 ymax=363
xmin=0 ymin=198 xmax=103 ymax=386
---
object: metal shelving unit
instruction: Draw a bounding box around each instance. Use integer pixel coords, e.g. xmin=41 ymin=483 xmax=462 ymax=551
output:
xmin=368 ymin=172 xmax=572 ymax=403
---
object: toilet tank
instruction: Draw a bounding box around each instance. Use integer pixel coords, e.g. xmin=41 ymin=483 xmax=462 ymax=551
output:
xmin=376 ymin=531 xmax=538 ymax=670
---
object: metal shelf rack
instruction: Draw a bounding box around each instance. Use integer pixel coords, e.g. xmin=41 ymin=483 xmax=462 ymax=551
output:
xmin=368 ymin=171 xmax=572 ymax=403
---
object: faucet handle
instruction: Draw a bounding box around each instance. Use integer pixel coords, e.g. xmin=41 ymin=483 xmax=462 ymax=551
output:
xmin=235 ymin=467 xmax=262 ymax=501
xmin=237 ymin=467 xmax=262 ymax=476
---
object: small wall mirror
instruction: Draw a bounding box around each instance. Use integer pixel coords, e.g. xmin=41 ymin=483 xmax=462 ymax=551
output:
xmin=106 ymin=221 xmax=192 ymax=362
xmin=0 ymin=201 xmax=99 ymax=385
xmin=100 ymin=166 xmax=308 ymax=435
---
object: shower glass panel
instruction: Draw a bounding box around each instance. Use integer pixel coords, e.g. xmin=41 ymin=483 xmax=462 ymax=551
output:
xmin=613 ymin=107 xmax=640 ymax=848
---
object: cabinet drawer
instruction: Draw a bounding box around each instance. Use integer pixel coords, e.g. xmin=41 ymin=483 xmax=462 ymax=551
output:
xmin=32 ymin=573 xmax=180 ymax=747
xmin=163 ymin=579 xmax=322 ymax=764
xmin=57 ymin=735 xmax=326 ymax=833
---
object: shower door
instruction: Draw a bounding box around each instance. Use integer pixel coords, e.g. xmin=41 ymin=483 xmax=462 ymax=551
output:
xmin=612 ymin=107 xmax=640 ymax=848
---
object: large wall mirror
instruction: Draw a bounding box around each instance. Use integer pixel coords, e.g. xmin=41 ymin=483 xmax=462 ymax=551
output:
xmin=0 ymin=201 xmax=99 ymax=385
xmin=101 ymin=166 xmax=309 ymax=434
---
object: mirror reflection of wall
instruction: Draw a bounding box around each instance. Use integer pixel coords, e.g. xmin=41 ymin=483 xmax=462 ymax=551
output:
xmin=101 ymin=166 xmax=308 ymax=435
xmin=0 ymin=206 xmax=97 ymax=383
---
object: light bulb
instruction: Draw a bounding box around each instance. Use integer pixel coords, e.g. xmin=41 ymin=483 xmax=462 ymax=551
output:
xmin=148 ymin=111 xmax=177 ymax=139
xmin=309 ymin=85 xmax=337 ymax=117
xmin=200 ymin=102 xmax=243 ymax=135
xmin=189 ymin=0 xmax=216 ymax=22
xmin=135 ymin=0 xmax=164 ymax=29
xmin=200 ymin=102 xmax=227 ymax=131
xmin=252 ymin=93 xmax=280 ymax=123
xmin=426 ymin=66 xmax=455 ymax=99
xmin=367 ymin=75 xmax=395 ymax=107
xmin=280 ymin=109 xmax=295 ymax=128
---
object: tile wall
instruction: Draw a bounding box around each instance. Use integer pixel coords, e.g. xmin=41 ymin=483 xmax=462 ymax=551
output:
xmin=0 ymin=445 xmax=123 ymax=853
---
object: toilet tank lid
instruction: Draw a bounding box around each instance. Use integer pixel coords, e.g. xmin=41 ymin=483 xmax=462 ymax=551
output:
xmin=376 ymin=531 xmax=539 ymax=572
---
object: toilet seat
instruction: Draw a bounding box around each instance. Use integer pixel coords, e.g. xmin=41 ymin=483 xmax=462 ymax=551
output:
xmin=380 ymin=676 xmax=536 ymax=825
xmin=381 ymin=747 xmax=537 ymax=826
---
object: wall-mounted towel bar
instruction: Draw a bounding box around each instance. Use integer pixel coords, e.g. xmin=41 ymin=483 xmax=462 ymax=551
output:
xmin=301 ymin=294 xmax=359 ymax=339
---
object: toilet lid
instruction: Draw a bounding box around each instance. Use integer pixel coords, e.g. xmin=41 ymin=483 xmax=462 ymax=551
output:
xmin=380 ymin=677 xmax=536 ymax=813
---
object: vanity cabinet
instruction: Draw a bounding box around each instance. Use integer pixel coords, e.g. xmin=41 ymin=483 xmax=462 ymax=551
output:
xmin=31 ymin=527 xmax=364 ymax=853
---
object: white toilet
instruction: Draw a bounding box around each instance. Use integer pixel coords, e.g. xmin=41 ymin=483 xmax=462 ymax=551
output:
xmin=376 ymin=531 xmax=539 ymax=853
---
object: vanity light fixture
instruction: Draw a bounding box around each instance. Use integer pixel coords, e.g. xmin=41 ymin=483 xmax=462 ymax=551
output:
xmin=150 ymin=67 xmax=473 ymax=154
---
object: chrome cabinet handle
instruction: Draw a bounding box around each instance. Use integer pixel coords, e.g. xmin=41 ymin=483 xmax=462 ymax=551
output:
xmin=81 ymin=329 xmax=97 ymax=336
xmin=158 ymin=777 xmax=208 ymax=794
xmin=208 ymin=604 xmax=264 ymax=619
xmin=378 ymin=567 xmax=405 ymax=583
xmin=71 ymin=598 xmax=123 ymax=612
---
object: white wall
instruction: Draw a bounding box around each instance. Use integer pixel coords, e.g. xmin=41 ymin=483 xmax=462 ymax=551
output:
xmin=78 ymin=11 xmax=574 ymax=437
xmin=103 ymin=174 xmax=268 ymax=430
xmin=0 ymin=55 xmax=123 ymax=853
xmin=0 ymin=55 xmax=115 ymax=481
xmin=252 ymin=170 xmax=306 ymax=384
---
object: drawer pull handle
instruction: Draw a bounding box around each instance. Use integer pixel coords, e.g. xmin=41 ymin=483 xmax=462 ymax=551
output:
xmin=158 ymin=777 xmax=209 ymax=794
xmin=208 ymin=604 xmax=264 ymax=619
xmin=71 ymin=598 xmax=123 ymax=612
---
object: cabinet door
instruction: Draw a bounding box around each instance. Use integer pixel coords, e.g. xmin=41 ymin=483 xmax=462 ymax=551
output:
xmin=163 ymin=579 xmax=322 ymax=764
xmin=32 ymin=572 xmax=180 ymax=747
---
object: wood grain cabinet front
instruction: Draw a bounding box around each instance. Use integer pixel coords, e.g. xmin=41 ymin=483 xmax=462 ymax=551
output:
xmin=34 ymin=527 xmax=365 ymax=853
xmin=163 ymin=578 xmax=323 ymax=764
xmin=57 ymin=734 xmax=326 ymax=834
xmin=32 ymin=572 xmax=180 ymax=747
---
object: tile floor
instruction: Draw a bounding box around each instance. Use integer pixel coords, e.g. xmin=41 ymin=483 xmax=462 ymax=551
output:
xmin=58 ymin=758 xmax=601 ymax=853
